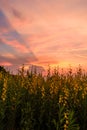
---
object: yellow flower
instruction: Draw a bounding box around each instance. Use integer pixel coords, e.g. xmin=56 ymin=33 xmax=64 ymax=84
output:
xmin=64 ymin=124 xmax=67 ymax=130
xmin=66 ymin=120 xmax=69 ymax=125
xmin=1 ymin=77 xmax=8 ymax=101
xmin=64 ymin=112 xmax=68 ymax=119
xmin=59 ymin=95 xmax=63 ymax=104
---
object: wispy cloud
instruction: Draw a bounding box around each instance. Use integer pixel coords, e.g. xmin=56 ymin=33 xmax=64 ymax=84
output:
xmin=0 ymin=0 xmax=87 ymax=69
xmin=0 ymin=9 xmax=37 ymax=68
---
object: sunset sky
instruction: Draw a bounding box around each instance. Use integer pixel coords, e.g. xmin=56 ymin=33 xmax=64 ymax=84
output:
xmin=0 ymin=0 xmax=87 ymax=71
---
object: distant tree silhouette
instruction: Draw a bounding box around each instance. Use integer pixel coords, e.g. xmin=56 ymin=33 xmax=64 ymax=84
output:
xmin=0 ymin=66 xmax=7 ymax=73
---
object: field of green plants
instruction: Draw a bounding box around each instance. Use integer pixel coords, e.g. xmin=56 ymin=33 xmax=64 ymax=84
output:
xmin=0 ymin=66 xmax=87 ymax=130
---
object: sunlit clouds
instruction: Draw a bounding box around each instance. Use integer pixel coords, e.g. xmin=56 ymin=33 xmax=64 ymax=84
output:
xmin=0 ymin=0 xmax=87 ymax=71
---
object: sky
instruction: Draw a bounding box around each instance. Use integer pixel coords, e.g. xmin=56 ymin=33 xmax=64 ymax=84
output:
xmin=0 ymin=0 xmax=87 ymax=72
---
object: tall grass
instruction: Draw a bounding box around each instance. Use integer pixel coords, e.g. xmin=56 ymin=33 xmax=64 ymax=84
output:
xmin=0 ymin=66 xmax=87 ymax=130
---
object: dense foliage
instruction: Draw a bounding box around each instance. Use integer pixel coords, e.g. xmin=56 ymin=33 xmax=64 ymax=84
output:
xmin=0 ymin=66 xmax=87 ymax=130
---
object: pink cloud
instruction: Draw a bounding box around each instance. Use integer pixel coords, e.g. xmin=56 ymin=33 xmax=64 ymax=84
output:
xmin=1 ymin=53 xmax=16 ymax=59
xmin=0 ymin=62 xmax=12 ymax=66
xmin=2 ymin=38 xmax=29 ymax=53
xmin=0 ymin=27 xmax=11 ymax=33
xmin=9 ymin=40 xmax=29 ymax=53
